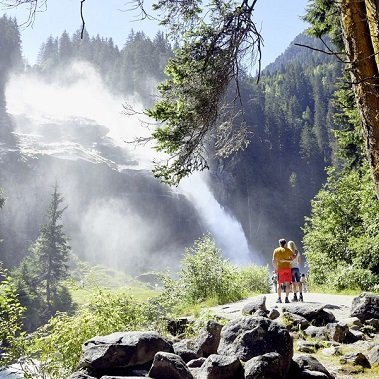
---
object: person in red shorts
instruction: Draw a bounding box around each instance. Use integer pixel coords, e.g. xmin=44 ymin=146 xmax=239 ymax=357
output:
xmin=272 ymin=239 xmax=295 ymax=303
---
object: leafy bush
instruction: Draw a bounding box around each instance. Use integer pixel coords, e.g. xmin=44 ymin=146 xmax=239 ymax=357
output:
xmin=180 ymin=234 xmax=243 ymax=304
xmin=0 ymin=264 xmax=25 ymax=366
xmin=19 ymin=235 xmax=271 ymax=377
xmin=25 ymin=289 xmax=148 ymax=378
xmin=237 ymin=264 xmax=270 ymax=294
xmin=331 ymin=265 xmax=378 ymax=291
xmin=157 ymin=235 xmax=270 ymax=314
xmin=303 ymin=166 xmax=379 ymax=291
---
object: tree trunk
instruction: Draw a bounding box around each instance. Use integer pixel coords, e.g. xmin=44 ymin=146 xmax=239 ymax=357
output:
xmin=340 ymin=0 xmax=379 ymax=199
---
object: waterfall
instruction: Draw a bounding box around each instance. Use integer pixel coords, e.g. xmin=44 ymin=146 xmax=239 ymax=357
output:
xmin=5 ymin=61 xmax=263 ymax=269
xmin=179 ymin=173 xmax=260 ymax=265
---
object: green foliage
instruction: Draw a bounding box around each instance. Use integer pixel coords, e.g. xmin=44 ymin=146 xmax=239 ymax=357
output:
xmin=180 ymin=234 xmax=243 ymax=304
xmin=25 ymin=289 xmax=148 ymax=378
xmin=0 ymin=264 xmax=25 ymax=366
xmin=303 ymin=0 xmax=343 ymax=49
xmin=156 ymin=234 xmax=269 ymax=315
xmin=13 ymin=184 xmax=75 ymax=330
xmin=146 ymin=0 xmax=263 ymax=184
xmin=36 ymin=28 xmax=172 ymax=105
xmin=15 ymin=235 xmax=270 ymax=377
xmin=237 ymin=264 xmax=270 ymax=294
xmin=303 ymin=166 xmax=379 ymax=290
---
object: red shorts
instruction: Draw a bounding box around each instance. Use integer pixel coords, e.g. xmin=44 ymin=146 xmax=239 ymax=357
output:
xmin=277 ymin=268 xmax=292 ymax=284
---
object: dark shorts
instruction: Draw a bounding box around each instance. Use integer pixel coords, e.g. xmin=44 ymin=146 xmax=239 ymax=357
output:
xmin=291 ymin=268 xmax=301 ymax=283
xmin=277 ymin=268 xmax=291 ymax=284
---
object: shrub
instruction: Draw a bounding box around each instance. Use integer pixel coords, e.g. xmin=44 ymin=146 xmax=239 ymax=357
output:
xmin=237 ymin=264 xmax=270 ymax=294
xmin=25 ymin=289 xmax=148 ymax=378
xmin=179 ymin=234 xmax=244 ymax=304
xmin=332 ymin=265 xmax=378 ymax=291
xmin=0 ymin=264 xmax=25 ymax=366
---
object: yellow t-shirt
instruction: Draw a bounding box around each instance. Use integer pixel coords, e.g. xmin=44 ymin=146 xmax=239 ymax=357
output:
xmin=273 ymin=247 xmax=293 ymax=269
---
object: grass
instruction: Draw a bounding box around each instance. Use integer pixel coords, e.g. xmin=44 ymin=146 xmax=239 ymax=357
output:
xmin=312 ymin=350 xmax=379 ymax=379
xmin=67 ymin=263 xmax=160 ymax=305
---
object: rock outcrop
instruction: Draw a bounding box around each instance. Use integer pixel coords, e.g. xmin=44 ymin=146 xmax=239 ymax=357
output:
xmin=68 ymin=292 xmax=379 ymax=379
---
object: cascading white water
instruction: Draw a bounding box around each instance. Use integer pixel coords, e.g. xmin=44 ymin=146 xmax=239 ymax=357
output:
xmin=5 ymin=61 xmax=260 ymax=267
xmin=179 ymin=173 xmax=256 ymax=265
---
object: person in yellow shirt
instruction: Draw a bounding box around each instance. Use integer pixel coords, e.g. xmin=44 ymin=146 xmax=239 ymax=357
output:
xmin=272 ymin=239 xmax=295 ymax=303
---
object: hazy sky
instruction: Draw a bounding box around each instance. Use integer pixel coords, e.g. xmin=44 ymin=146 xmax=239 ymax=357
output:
xmin=2 ymin=0 xmax=309 ymax=68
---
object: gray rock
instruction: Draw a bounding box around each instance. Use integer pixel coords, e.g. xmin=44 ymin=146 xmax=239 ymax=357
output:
xmin=296 ymin=341 xmax=319 ymax=353
xmin=218 ymin=316 xmax=292 ymax=373
xmin=196 ymin=354 xmax=244 ymax=379
xmin=281 ymin=312 xmax=310 ymax=331
xmin=241 ymin=295 xmax=267 ymax=316
xmin=148 ymin=351 xmax=193 ymax=379
xmin=282 ymin=303 xmax=335 ymax=326
xmin=290 ymin=355 xmax=334 ymax=379
xmin=173 ymin=347 xmax=200 ymax=363
xmin=187 ymin=357 xmax=206 ymax=368
xmin=77 ymin=331 xmax=173 ymax=373
xmin=244 ymin=352 xmax=286 ymax=379
xmin=325 ymin=322 xmax=349 ymax=343
xmin=252 ymin=309 xmax=270 ymax=317
xmin=173 ymin=339 xmax=200 ymax=362
xmin=338 ymin=317 xmax=363 ymax=330
xmin=368 ymin=345 xmax=379 ymax=366
xmin=304 ymin=326 xmax=328 ymax=341
xmin=348 ymin=329 xmax=364 ymax=341
xmin=350 ymin=292 xmax=379 ymax=321
xmin=340 ymin=352 xmax=371 ymax=368
xmin=322 ymin=346 xmax=342 ymax=357
xmin=268 ymin=308 xmax=280 ymax=320
xmin=192 ymin=320 xmax=223 ymax=357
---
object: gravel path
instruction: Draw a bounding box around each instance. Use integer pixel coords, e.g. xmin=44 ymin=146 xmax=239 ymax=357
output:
xmin=210 ymin=292 xmax=356 ymax=321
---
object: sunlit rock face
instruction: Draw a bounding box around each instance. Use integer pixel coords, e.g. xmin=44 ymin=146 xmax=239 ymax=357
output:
xmin=0 ymin=114 xmax=204 ymax=274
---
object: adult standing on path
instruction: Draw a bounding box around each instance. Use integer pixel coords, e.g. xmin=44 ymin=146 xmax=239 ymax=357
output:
xmin=288 ymin=240 xmax=303 ymax=302
xmin=272 ymin=239 xmax=294 ymax=303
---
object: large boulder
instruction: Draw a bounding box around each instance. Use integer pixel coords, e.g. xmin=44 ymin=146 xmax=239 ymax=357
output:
xmin=281 ymin=312 xmax=310 ymax=331
xmin=289 ymin=355 xmax=335 ymax=379
xmin=241 ymin=295 xmax=268 ymax=316
xmin=173 ymin=339 xmax=200 ymax=362
xmin=217 ymin=316 xmax=293 ymax=373
xmin=368 ymin=345 xmax=379 ymax=366
xmin=244 ymin=352 xmax=286 ymax=379
xmin=325 ymin=322 xmax=350 ymax=343
xmin=192 ymin=320 xmax=223 ymax=357
xmin=196 ymin=354 xmax=244 ymax=379
xmin=350 ymin=293 xmax=379 ymax=321
xmin=340 ymin=352 xmax=371 ymax=368
xmin=282 ymin=303 xmax=335 ymax=326
xmin=148 ymin=351 xmax=193 ymax=379
xmin=76 ymin=331 xmax=173 ymax=376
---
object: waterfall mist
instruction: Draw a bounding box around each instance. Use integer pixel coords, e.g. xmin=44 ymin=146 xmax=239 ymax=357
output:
xmin=4 ymin=61 xmax=263 ymax=273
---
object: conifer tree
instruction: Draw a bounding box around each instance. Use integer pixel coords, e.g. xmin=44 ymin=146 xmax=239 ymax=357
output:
xmin=14 ymin=184 xmax=74 ymax=328
xmin=31 ymin=184 xmax=71 ymax=317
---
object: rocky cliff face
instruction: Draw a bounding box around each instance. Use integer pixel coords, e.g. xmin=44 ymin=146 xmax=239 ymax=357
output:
xmin=0 ymin=114 xmax=204 ymax=274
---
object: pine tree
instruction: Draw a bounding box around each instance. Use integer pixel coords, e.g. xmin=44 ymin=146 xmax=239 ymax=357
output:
xmin=15 ymin=184 xmax=74 ymax=328
xmin=32 ymin=184 xmax=71 ymax=317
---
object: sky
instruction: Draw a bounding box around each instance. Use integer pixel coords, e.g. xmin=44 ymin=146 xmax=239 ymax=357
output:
xmin=1 ymin=0 xmax=310 ymax=68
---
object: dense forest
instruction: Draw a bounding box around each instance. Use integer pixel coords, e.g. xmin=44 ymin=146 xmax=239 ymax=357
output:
xmin=0 ymin=4 xmax=379 ymax=376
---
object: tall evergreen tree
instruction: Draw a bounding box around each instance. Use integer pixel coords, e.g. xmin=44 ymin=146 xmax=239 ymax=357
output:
xmin=13 ymin=184 xmax=74 ymax=329
xmin=32 ymin=184 xmax=71 ymax=316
